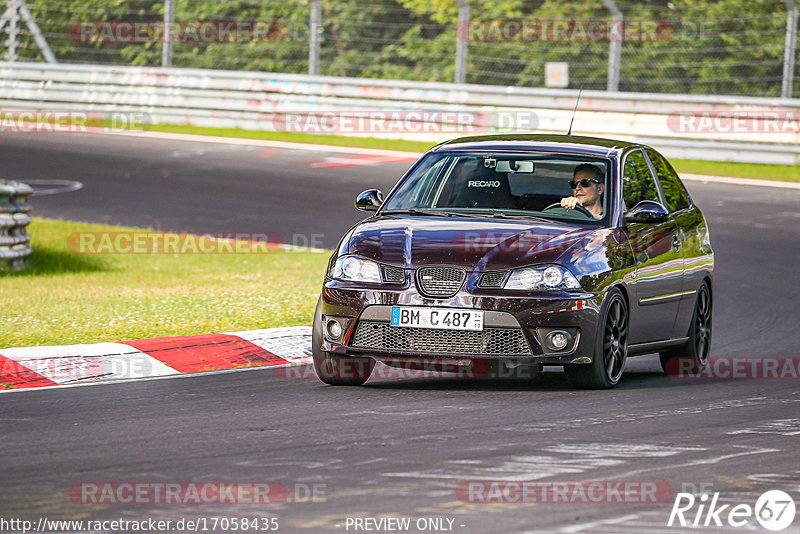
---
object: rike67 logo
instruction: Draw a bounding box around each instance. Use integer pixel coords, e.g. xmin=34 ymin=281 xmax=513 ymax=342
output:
xmin=668 ymin=490 xmax=796 ymax=531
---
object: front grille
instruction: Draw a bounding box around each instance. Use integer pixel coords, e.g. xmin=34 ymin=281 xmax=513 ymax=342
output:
xmin=416 ymin=266 xmax=466 ymax=298
xmin=381 ymin=265 xmax=406 ymax=284
xmin=478 ymin=271 xmax=507 ymax=288
xmin=351 ymin=321 xmax=532 ymax=355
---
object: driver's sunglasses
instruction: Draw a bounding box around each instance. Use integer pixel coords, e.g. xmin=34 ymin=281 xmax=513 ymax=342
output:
xmin=569 ymin=178 xmax=600 ymax=189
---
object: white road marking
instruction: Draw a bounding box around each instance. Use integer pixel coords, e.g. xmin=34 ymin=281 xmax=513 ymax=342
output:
xmin=23 ymin=179 xmax=83 ymax=196
xmin=728 ymin=418 xmax=800 ymax=436
xmin=612 ymin=445 xmax=779 ymax=481
xmin=383 ymin=454 xmax=627 ymax=482
xmin=544 ymin=444 xmax=703 ymax=457
xmin=384 ymin=443 xmax=708 ymax=483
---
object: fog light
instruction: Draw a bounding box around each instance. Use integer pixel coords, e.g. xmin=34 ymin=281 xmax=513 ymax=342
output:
xmin=548 ymin=331 xmax=569 ymax=350
xmin=535 ymin=327 xmax=579 ymax=354
xmin=326 ymin=319 xmax=343 ymax=340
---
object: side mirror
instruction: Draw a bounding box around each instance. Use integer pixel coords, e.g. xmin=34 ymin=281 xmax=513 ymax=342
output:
xmin=624 ymin=200 xmax=669 ymax=224
xmin=355 ymin=189 xmax=384 ymax=212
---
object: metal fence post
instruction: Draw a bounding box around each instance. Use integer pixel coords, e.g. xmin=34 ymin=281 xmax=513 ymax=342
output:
xmin=3 ymin=0 xmax=20 ymax=62
xmin=454 ymin=0 xmax=469 ymax=84
xmin=783 ymin=0 xmax=798 ymax=98
xmin=162 ymin=0 xmax=174 ymax=67
xmin=309 ymin=0 xmax=321 ymax=76
xmin=17 ymin=0 xmax=56 ymax=63
xmin=0 ymin=0 xmax=56 ymax=63
xmin=602 ymin=0 xmax=622 ymax=92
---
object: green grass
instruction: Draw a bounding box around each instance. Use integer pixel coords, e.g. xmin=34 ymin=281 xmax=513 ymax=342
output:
xmin=0 ymin=218 xmax=329 ymax=348
xmin=148 ymin=123 xmax=800 ymax=183
xmin=151 ymin=123 xmax=437 ymax=153
xmin=669 ymin=159 xmax=800 ymax=182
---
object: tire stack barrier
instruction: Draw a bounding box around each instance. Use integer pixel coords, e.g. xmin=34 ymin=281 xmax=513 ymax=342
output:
xmin=0 ymin=180 xmax=33 ymax=271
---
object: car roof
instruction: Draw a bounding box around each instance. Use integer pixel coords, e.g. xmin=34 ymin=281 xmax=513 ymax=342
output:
xmin=431 ymin=134 xmax=641 ymax=157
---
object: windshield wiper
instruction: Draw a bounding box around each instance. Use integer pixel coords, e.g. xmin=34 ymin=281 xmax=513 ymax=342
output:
xmin=380 ymin=209 xmax=478 ymax=218
xmin=381 ymin=208 xmax=444 ymax=216
xmin=481 ymin=211 xmax=552 ymax=223
xmin=380 ymin=209 xmax=552 ymax=222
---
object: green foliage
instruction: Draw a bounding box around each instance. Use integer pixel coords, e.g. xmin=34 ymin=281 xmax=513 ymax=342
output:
xmin=11 ymin=0 xmax=797 ymax=96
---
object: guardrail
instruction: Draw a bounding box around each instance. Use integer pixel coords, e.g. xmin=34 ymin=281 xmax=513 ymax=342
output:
xmin=0 ymin=62 xmax=798 ymax=165
xmin=0 ymin=180 xmax=32 ymax=271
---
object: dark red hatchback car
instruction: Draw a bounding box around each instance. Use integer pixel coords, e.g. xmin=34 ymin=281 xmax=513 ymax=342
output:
xmin=312 ymin=135 xmax=714 ymax=388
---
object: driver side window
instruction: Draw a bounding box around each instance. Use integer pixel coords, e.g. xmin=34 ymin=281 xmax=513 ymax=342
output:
xmin=622 ymin=150 xmax=660 ymax=210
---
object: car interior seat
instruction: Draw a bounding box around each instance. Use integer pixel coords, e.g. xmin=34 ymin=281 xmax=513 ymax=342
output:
xmin=447 ymin=161 xmax=518 ymax=209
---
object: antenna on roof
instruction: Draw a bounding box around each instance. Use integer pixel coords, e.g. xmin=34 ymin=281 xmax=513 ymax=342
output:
xmin=567 ymin=85 xmax=583 ymax=136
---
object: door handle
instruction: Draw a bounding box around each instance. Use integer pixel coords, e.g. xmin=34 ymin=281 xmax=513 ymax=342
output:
xmin=671 ymin=235 xmax=681 ymax=252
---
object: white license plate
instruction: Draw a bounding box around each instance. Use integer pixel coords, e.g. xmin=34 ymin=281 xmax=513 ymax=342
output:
xmin=390 ymin=307 xmax=483 ymax=331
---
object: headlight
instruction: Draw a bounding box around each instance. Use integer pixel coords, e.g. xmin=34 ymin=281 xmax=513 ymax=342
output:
xmin=504 ymin=265 xmax=581 ymax=290
xmin=331 ymin=256 xmax=383 ymax=283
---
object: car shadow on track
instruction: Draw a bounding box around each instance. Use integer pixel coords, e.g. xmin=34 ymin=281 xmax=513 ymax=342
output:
xmin=358 ymin=363 xmax=716 ymax=392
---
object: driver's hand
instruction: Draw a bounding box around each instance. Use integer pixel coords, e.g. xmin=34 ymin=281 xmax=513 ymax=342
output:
xmin=560 ymin=196 xmax=582 ymax=210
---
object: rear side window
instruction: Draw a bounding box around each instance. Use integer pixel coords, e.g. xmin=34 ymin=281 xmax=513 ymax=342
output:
xmin=646 ymin=148 xmax=690 ymax=212
xmin=622 ymin=150 xmax=660 ymax=210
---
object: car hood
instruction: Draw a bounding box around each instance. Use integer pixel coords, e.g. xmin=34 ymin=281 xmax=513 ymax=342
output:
xmin=344 ymin=215 xmax=597 ymax=271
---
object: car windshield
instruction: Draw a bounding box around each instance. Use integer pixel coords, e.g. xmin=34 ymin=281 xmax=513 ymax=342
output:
xmin=380 ymin=152 xmax=611 ymax=224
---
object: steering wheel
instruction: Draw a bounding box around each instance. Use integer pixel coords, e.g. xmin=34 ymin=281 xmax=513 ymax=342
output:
xmin=543 ymin=202 xmax=594 ymax=218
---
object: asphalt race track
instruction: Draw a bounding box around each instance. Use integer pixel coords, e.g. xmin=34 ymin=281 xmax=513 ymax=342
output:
xmin=1 ymin=132 xmax=799 ymax=534
xmin=1 ymin=133 xmax=414 ymax=249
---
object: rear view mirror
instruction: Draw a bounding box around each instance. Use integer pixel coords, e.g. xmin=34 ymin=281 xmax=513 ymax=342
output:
xmin=624 ymin=200 xmax=669 ymax=224
xmin=496 ymin=160 xmax=534 ymax=173
xmin=355 ymin=189 xmax=384 ymax=212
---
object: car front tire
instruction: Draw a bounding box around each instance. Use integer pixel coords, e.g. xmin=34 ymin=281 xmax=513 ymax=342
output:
xmin=312 ymin=296 xmax=374 ymax=386
xmin=565 ymin=287 xmax=628 ymax=389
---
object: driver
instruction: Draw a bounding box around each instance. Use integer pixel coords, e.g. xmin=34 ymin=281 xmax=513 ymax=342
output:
xmin=560 ymin=164 xmax=605 ymax=219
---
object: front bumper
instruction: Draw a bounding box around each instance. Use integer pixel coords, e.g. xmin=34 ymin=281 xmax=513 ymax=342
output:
xmin=320 ymin=281 xmax=603 ymax=365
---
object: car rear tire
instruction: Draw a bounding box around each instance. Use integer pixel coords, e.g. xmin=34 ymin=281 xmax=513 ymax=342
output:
xmin=312 ymin=296 xmax=374 ymax=386
xmin=564 ymin=288 xmax=628 ymax=389
xmin=659 ymin=281 xmax=712 ymax=376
